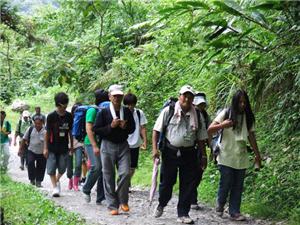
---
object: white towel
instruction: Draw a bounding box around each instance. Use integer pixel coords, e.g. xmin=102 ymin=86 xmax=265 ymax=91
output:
xmin=173 ymin=101 xmax=198 ymax=131
xmin=109 ymin=102 xmax=124 ymax=120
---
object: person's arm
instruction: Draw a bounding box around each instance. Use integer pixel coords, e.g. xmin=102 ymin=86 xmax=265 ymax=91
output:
xmin=248 ymin=131 xmax=262 ymax=169
xmin=152 ymin=130 xmax=160 ymax=159
xmin=43 ymin=131 xmax=49 ymax=159
xmin=13 ymin=121 xmax=20 ymax=146
xmin=93 ymin=110 xmax=114 ymax=137
xmin=207 ymin=120 xmax=233 ymax=135
xmin=140 ymin=125 xmax=147 ymax=150
xmin=86 ymin=122 xmax=100 ymax=156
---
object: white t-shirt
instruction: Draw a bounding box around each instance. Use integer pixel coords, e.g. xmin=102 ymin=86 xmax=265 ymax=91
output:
xmin=127 ymin=108 xmax=147 ymax=148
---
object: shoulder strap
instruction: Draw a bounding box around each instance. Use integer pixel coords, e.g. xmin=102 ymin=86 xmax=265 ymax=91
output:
xmin=162 ymin=105 xmax=175 ymax=135
xmin=27 ymin=126 xmax=34 ymax=145
xmin=195 ymin=108 xmax=202 ymax=130
xmin=219 ymin=108 xmax=231 ymax=143
xmin=136 ymin=109 xmax=141 ymax=124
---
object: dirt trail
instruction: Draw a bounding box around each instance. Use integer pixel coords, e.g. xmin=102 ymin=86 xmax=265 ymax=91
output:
xmin=7 ymin=145 xmax=276 ymax=225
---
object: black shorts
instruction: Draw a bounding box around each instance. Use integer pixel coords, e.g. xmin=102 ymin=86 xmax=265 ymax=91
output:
xmin=130 ymin=147 xmax=140 ymax=168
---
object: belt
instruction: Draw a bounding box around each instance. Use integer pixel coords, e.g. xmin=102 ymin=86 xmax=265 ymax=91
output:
xmin=166 ymin=142 xmax=195 ymax=151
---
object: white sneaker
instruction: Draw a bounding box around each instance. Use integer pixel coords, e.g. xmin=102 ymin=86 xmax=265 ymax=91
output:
xmin=176 ymin=216 xmax=194 ymax=224
xmin=56 ymin=181 xmax=61 ymax=192
xmin=52 ymin=186 xmax=60 ymax=197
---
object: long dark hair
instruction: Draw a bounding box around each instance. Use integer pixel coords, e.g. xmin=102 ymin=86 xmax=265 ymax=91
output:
xmin=230 ymin=90 xmax=255 ymax=130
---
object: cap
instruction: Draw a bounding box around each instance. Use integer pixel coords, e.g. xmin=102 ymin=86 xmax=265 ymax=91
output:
xmin=22 ymin=110 xmax=30 ymax=117
xmin=179 ymin=85 xmax=195 ymax=96
xmin=108 ymin=84 xmax=124 ymax=96
xmin=193 ymin=95 xmax=206 ymax=105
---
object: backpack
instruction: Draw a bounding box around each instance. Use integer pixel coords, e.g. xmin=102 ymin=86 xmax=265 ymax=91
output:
xmin=72 ymin=105 xmax=99 ymax=142
xmin=157 ymin=97 xmax=202 ymax=151
xmin=211 ymin=108 xmax=231 ymax=158
xmin=72 ymin=102 xmax=110 ymax=142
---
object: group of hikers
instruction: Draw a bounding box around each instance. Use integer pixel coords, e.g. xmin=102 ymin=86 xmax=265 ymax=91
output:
xmin=0 ymin=84 xmax=262 ymax=224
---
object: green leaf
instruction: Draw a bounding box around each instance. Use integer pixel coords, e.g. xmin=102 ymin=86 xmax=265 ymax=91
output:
xmin=213 ymin=0 xmax=243 ymax=16
xmin=177 ymin=1 xmax=210 ymax=10
xmin=251 ymin=11 xmax=268 ymax=26
xmin=202 ymin=19 xmax=227 ymax=27
xmin=248 ymin=1 xmax=282 ymax=11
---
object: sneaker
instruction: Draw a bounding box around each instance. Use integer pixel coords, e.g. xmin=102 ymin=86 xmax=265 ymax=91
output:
xmin=83 ymin=192 xmax=91 ymax=203
xmin=177 ymin=216 xmax=194 ymax=224
xmin=120 ymin=204 xmax=130 ymax=212
xmin=110 ymin=209 xmax=119 ymax=215
xmin=154 ymin=205 xmax=164 ymax=218
xmin=52 ymin=186 xmax=60 ymax=197
xmin=36 ymin=181 xmax=42 ymax=188
xmin=230 ymin=214 xmax=246 ymax=221
xmin=215 ymin=205 xmax=224 ymax=217
xmin=190 ymin=204 xmax=201 ymax=210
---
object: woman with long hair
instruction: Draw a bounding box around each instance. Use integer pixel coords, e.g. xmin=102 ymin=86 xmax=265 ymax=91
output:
xmin=208 ymin=89 xmax=262 ymax=221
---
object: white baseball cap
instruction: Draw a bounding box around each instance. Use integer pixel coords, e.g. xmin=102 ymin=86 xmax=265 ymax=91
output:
xmin=108 ymin=84 xmax=124 ymax=96
xmin=193 ymin=95 xmax=206 ymax=105
xmin=179 ymin=85 xmax=195 ymax=95
xmin=22 ymin=110 xmax=30 ymax=117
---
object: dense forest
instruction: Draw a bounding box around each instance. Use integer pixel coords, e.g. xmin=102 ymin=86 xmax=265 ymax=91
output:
xmin=1 ymin=0 xmax=299 ymax=223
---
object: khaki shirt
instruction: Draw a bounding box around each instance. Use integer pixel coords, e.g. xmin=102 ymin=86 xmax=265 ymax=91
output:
xmin=24 ymin=127 xmax=46 ymax=154
xmin=214 ymin=109 xmax=254 ymax=169
xmin=153 ymin=106 xmax=208 ymax=148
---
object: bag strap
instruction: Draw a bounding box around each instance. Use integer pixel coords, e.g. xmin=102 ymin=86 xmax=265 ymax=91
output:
xmin=136 ymin=109 xmax=141 ymax=124
xmin=219 ymin=108 xmax=231 ymax=143
xmin=27 ymin=126 xmax=34 ymax=146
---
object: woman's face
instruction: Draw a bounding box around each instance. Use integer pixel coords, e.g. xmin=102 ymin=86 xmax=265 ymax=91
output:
xmin=239 ymin=95 xmax=246 ymax=113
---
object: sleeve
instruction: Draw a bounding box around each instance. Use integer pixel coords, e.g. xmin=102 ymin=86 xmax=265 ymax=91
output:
xmin=93 ymin=109 xmax=112 ymax=136
xmin=86 ymin=108 xmax=96 ymax=124
xmin=139 ymin=109 xmax=147 ymax=126
xmin=23 ymin=127 xmax=30 ymax=141
xmin=214 ymin=109 xmax=227 ymax=124
xmin=46 ymin=113 xmax=52 ymax=134
xmin=153 ymin=107 xmax=168 ymax=133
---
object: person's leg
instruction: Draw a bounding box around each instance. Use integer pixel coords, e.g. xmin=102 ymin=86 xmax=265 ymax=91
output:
xmin=177 ymin=150 xmax=198 ymax=217
xmin=19 ymin=141 xmax=25 ymax=169
xmin=46 ymin=152 xmax=57 ymax=188
xmin=116 ymin=142 xmax=131 ymax=207
xmin=27 ymin=150 xmax=36 ymax=184
xmin=82 ymin=145 xmax=101 ymax=196
xmin=101 ymin=140 xmax=119 ymax=211
xmin=229 ymin=168 xmax=246 ymax=216
xmin=73 ymin=147 xmax=83 ymax=191
xmin=96 ymin=153 xmax=105 ymax=203
xmin=158 ymin=148 xmax=178 ymax=208
xmin=217 ymin=165 xmax=234 ymax=214
xmin=129 ymin=147 xmax=139 ymax=188
xmin=35 ymin=153 xmax=47 ymax=185
xmin=191 ymin=150 xmax=203 ymax=206
xmin=66 ymin=153 xmax=73 ymax=189
xmin=57 ymin=152 xmax=68 ymax=182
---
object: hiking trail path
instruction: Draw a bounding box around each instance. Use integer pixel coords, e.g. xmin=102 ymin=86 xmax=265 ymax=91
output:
xmin=8 ymin=145 xmax=281 ymax=225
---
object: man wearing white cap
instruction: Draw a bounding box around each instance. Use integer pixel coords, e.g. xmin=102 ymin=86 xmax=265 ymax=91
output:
xmin=152 ymin=85 xmax=208 ymax=224
xmin=93 ymin=84 xmax=135 ymax=215
xmin=14 ymin=110 xmax=32 ymax=170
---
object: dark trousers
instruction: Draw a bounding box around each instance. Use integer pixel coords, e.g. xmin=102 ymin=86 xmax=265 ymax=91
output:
xmin=158 ymin=146 xmax=197 ymax=217
xmin=20 ymin=144 xmax=28 ymax=167
xmin=217 ymin=165 xmax=246 ymax=216
xmin=191 ymin=150 xmax=204 ymax=205
xmin=27 ymin=150 xmax=47 ymax=182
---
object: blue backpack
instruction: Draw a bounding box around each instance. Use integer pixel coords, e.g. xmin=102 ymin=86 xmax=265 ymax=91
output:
xmin=72 ymin=101 xmax=110 ymax=142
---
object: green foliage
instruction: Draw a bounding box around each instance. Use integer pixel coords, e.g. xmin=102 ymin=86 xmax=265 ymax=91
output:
xmin=0 ymin=175 xmax=86 ymax=225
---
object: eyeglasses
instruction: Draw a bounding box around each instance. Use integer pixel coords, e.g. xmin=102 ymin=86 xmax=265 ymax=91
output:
xmin=59 ymin=103 xmax=68 ymax=108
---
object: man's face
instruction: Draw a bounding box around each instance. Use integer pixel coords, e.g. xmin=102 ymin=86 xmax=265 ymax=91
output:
xmin=109 ymin=94 xmax=123 ymax=106
xmin=239 ymin=95 xmax=246 ymax=113
xmin=23 ymin=116 xmax=29 ymax=122
xmin=58 ymin=103 xmax=68 ymax=112
xmin=179 ymin=92 xmax=194 ymax=111
xmin=127 ymin=103 xmax=136 ymax=111
xmin=35 ymin=107 xmax=41 ymax=114
xmin=34 ymin=120 xmax=43 ymax=130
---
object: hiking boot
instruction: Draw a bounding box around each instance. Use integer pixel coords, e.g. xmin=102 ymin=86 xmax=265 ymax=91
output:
xmin=80 ymin=177 xmax=86 ymax=184
xmin=52 ymin=186 xmax=60 ymax=197
xmin=176 ymin=216 xmax=194 ymax=224
xmin=68 ymin=178 xmax=73 ymax=190
xmin=20 ymin=165 xmax=24 ymax=170
xmin=215 ymin=205 xmax=224 ymax=217
xmin=120 ymin=204 xmax=130 ymax=212
xmin=230 ymin=213 xmax=246 ymax=221
xmin=83 ymin=192 xmax=91 ymax=203
xmin=190 ymin=204 xmax=201 ymax=210
xmin=154 ymin=205 xmax=164 ymax=218
xmin=36 ymin=181 xmax=42 ymax=188
xmin=73 ymin=176 xmax=80 ymax=191
xmin=30 ymin=180 xmax=36 ymax=185
xmin=110 ymin=209 xmax=119 ymax=215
